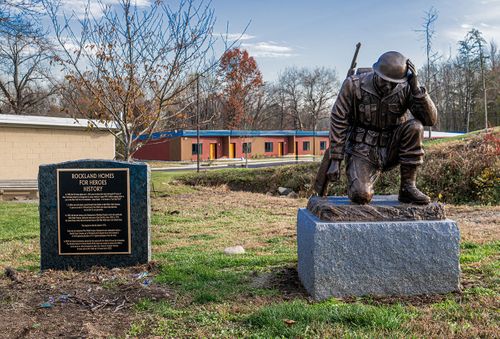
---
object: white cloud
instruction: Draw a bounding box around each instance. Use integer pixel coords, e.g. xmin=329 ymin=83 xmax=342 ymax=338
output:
xmin=445 ymin=22 xmax=500 ymax=43
xmin=61 ymin=0 xmax=151 ymax=19
xmin=241 ymin=41 xmax=297 ymax=58
xmin=442 ymin=0 xmax=500 ymax=44
xmin=215 ymin=33 xmax=255 ymax=41
xmin=133 ymin=0 xmax=151 ymax=6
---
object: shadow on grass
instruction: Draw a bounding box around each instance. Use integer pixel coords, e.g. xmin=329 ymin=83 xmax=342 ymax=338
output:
xmin=249 ymin=266 xmax=308 ymax=300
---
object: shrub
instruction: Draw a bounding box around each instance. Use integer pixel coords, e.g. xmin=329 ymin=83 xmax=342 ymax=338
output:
xmin=418 ymin=129 xmax=499 ymax=204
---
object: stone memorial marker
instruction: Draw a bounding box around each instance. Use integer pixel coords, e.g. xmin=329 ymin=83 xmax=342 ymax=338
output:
xmin=39 ymin=160 xmax=150 ymax=270
xmin=297 ymin=196 xmax=460 ymax=300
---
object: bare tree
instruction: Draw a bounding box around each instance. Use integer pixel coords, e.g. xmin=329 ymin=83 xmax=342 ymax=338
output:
xmin=0 ymin=0 xmax=45 ymax=36
xmin=458 ymin=36 xmax=477 ymax=133
xmin=45 ymin=0 xmax=230 ymax=160
xmin=468 ymin=29 xmax=489 ymax=130
xmin=0 ymin=33 xmax=56 ymax=114
xmin=457 ymin=28 xmax=489 ymax=132
xmin=246 ymin=83 xmax=276 ymax=129
xmin=277 ymin=67 xmax=304 ymax=129
xmin=301 ymin=67 xmax=339 ymax=156
xmin=490 ymin=40 xmax=498 ymax=69
xmin=411 ymin=34 xmax=499 ymax=132
xmin=415 ymin=7 xmax=439 ymax=135
xmin=270 ymin=82 xmax=288 ymax=129
xmin=159 ymin=72 xmax=220 ymax=130
xmin=488 ymin=40 xmax=500 ymax=127
xmin=301 ymin=67 xmax=339 ymax=131
xmin=274 ymin=66 xmax=339 ymax=132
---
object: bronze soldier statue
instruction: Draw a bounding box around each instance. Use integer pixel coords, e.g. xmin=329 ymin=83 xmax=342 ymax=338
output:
xmin=318 ymin=51 xmax=437 ymax=204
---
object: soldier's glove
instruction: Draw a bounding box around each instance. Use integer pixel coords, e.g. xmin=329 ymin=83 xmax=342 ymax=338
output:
xmin=326 ymin=160 xmax=342 ymax=182
xmin=406 ymin=59 xmax=422 ymax=96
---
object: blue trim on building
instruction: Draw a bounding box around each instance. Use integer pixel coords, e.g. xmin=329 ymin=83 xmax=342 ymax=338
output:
xmin=138 ymin=129 xmax=329 ymax=140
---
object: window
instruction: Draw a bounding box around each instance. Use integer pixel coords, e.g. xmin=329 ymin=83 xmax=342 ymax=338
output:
xmin=320 ymin=141 xmax=327 ymax=150
xmin=242 ymin=142 xmax=252 ymax=154
xmin=265 ymin=142 xmax=273 ymax=152
xmin=192 ymin=143 xmax=202 ymax=155
xmin=303 ymin=141 xmax=310 ymax=151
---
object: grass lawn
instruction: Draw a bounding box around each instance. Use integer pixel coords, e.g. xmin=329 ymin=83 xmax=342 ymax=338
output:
xmin=0 ymin=171 xmax=499 ymax=337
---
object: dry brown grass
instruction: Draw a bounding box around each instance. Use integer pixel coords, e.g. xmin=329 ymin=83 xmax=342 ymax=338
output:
xmin=447 ymin=204 xmax=500 ymax=243
xmin=151 ymin=185 xmax=303 ymax=255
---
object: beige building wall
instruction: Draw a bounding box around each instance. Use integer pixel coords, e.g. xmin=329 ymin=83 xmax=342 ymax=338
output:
xmin=179 ymin=137 xmax=199 ymax=161
xmin=172 ymin=137 xmax=185 ymax=161
xmin=0 ymin=126 xmax=115 ymax=180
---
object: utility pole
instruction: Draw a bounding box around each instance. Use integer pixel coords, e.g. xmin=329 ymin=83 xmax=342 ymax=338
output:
xmin=244 ymin=128 xmax=249 ymax=168
xmin=312 ymin=126 xmax=316 ymax=161
xmin=295 ymin=130 xmax=298 ymax=163
xmin=196 ymin=73 xmax=200 ymax=173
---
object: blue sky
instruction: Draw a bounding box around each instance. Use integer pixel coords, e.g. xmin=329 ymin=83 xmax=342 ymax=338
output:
xmin=211 ymin=0 xmax=500 ymax=81
xmin=56 ymin=0 xmax=500 ymax=82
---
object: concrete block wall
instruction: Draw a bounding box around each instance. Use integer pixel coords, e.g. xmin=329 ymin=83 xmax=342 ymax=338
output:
xmin=0 ymin=126 xmax=115 ymax=180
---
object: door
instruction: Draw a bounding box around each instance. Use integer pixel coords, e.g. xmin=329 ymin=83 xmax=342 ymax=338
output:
xmin=229 ymin=143 xmax=236 ymax=158
xmin=295 ymin=142 xmax=299 ymax=155
xmin=209 ymin=143 xmax=217 ymax=160
xmin=278 ymin=142 xmax=283 ymax=156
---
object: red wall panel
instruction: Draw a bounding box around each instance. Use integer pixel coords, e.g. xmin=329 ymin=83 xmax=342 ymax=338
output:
xmin=133 ymin=139 xmax=170 ymax=161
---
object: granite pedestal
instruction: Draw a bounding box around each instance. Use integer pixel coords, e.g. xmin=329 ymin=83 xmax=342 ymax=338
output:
xmin=39 ymin=160 xmax=151 ymax=270
xmin=297 ymin=196 xmax=460 ymax=300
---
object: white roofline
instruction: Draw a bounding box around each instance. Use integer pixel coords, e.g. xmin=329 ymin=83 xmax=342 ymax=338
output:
xmin=0 ymin=114 xmax=119 ymax=130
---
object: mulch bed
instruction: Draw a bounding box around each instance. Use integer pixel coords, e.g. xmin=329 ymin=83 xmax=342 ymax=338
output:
xmin=0 ymin=262 xmax=172 ymax=338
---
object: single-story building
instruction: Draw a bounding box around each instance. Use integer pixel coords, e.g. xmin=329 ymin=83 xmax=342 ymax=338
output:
xmin=132 ymin=129 xmax=466 ymax=162
xmin=0 ymin=114 xmax=116 ymax=182
xmin=133 ymin=130 xmax=330 ymax=161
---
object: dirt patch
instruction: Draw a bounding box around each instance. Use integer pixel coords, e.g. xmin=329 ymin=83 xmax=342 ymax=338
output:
xmin=0 ymin=263 xmax=171 ymax=339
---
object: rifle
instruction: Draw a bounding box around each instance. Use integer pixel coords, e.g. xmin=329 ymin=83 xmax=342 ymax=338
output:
xmin=347 ymin=42 xmax=361 ymax=77
xmin=313 ymin=42 xmax=361 ymax=196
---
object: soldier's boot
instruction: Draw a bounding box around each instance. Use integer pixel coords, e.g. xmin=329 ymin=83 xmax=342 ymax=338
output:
xmin=398 ymin=164 xmax=431 ymax=204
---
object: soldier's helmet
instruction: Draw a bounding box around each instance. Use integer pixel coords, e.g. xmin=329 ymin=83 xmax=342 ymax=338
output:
xmin=372 ymin=51 xmax=408 ymax=83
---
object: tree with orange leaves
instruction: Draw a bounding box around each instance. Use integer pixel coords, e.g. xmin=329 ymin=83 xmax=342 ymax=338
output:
xmin=217 ymin=48 xmax=263 ymax=129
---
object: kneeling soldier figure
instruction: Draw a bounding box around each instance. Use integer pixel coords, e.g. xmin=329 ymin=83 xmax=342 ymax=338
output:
xmin=324 ymin=51 xmax=437 ymax=204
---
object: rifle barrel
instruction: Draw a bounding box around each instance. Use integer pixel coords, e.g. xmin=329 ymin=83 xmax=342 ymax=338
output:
xmin=347 ymin=42 xmax=362 ymax=77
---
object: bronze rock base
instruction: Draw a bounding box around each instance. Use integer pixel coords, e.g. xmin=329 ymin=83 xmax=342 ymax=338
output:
xmin=307 ymin=195 xmax=445 ymax=222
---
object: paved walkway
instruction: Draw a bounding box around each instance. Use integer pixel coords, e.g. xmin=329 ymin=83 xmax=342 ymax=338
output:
xmin=151 ymin=158 xmax=318 ymax=172
xmin=0 ymin=180 xmax=38 ymax=201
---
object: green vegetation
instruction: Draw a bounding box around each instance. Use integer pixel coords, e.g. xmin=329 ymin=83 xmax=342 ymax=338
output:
xmin=460 ymin=241 xmax=500 ymax=264
xmin=0 ymin=202 xmax=39 ymax=242
xmin=0 ymin=202 xmax=40 ymax=270
xmin=247 ymin=300 xmax=415 ymax=337
xmin=150 ymin=170 xmax=196 ymax=196
xmin=156 ymin=249 xmax=292 ymax=303
xmin=0 ymin=149 xmax=498 ymax=336
xmin=180 ymin=129 xmax=500 ymax=204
